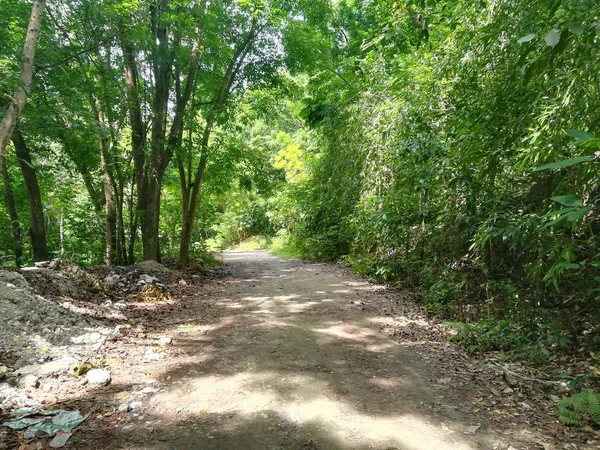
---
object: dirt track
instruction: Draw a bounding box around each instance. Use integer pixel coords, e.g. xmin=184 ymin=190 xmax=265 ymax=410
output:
xmin=78 ymin=250 xmax=503 ymax=450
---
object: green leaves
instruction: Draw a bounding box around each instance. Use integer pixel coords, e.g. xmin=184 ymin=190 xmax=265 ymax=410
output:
xmin=544 ymin=29 xmax=561 ymax=47
xmin=551 ymin=195 xmax=582 ymax=207
xmin=517 ymin=33 xmax=536 ymax=44
xmin=534 ymin=156 xmax=594 ymax=171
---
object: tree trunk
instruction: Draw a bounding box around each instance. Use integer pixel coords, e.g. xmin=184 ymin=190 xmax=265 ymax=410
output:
xmin=1 ymin=158 xmax=23 ymax=267
xmin=0 ymin=0 xmax=45 ymax=167
xmin=100 ymin=147 xmax=117 ymax=265
xmin=177 ymin=20 xmax=259 ymax=266
xmin=143 ymin=174 xmax=162 ymax=261
xmin=12 ymin=128 xmax=48 ymax=261
xmin=178 ymin=140 xmax=209 ymax=266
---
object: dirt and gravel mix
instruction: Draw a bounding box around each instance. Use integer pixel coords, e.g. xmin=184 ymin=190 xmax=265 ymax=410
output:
xmin=1 ymin=251 xmax=597 ymax=449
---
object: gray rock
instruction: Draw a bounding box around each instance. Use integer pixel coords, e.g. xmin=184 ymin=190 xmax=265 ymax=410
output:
xmin=71 ymin=332 xmax=104 ymax=345
xmin=29 ymin=313 xmax=41 ymax=324
xmin=129 ymin=401 xmax=143 ymax=410
xmin=86 ymin=369 xmax=111 ymax=386
xmin=178 ymin=279 xmax=187 ymax=286
xmin=103 ymin=274 xmax=120 ymax=286
xmin=118 ymin=403 xmax=131 ymax=413
xmin=139 ymin=274 xmax=156 ymax=284
xmin=18 ymin=356 xmax=79 ymax=378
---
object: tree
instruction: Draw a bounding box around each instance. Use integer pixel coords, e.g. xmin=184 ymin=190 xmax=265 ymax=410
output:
xmin=0 ymin=0 xmax=44 ymax=168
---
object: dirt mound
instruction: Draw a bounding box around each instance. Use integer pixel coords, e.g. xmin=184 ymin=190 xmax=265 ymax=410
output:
xmin=133 ymin=260 xmax=172 ymax=276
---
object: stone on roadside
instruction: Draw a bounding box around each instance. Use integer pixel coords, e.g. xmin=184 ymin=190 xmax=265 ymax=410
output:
xmin=118 ymin=403 xmax=131 ymax=413
xmin=18 ymin=374 xmax=39 ymax=389
xmin=129 ymin=401 xmax=143 ymax=411
xmin=17 ymin=356 xmax=79 ymax=378
xmin=103 ymin=274 xmax=120 ymax=286
xmin=158 ymin=337 xmax=172 ymax=346
xmin=86 ymin=369 xmax=111 ymax=386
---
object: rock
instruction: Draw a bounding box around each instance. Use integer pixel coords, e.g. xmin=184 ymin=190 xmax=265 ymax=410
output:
xmin=503 ymin=387 xmax=515 ymax=394
xmin=18 ymin=374 xmax=39 ymax=389
xmin=139 ymin=274 xmax=157 ymax=284
xmin=103 ymin=274 xmax=120 ymax=286
xmin=86 ymin=369 xmax=111 ymax=386
xmin=114 ymin=301 xmax=127 ymax=310
xmin=43 ymin=382 xmax=54 ymax=392
xmin=178 ymin=279 xmax=187 ymax=286
xmin=18 ymin=356 xmax=79 ymax=378
xmin=143 ymin=348 xmax=163 ymax=361
xmin=118 ymin=403 xmax=131 ymax=413
xmin=519 ymin=401 xmax=533 ymax=410
xmin=71 ymin=332 xmax=104 ymax=345
xmin=0 ymin=365 xmax=10 ymax=380
xmin=129 ymin=401 xmax=143 ymax=410
xmin=158 ymin=337 xmax=173 ymax=346
xmin=29 ymin=313 xmax=41 ymax=324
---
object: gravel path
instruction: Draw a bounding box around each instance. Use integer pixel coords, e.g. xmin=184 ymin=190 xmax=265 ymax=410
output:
xmin=91 ymin=251 xmax=496 ymax=450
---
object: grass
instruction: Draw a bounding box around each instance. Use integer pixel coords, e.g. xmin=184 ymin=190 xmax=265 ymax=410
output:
xmin=268 ymin=236 xmax=302 ymax=259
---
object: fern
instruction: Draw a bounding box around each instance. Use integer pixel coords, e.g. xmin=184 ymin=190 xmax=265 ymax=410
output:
xmin=558 ymin=390 xmax=600 ymax=427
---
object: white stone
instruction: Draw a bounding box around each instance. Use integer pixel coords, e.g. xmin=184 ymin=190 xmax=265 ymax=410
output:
xmin=103 ymin=274 xmax=120 ymax=286
xmin=129 ymin=401 xmax=143 ymax=410
xmin=17 ymin=374 xmax=39 ymax=389
xmin=86 ymin=369 xmax=111 ymax=386
xmin=158 ymin=337 xmax=172 ymax=346
xmin=178 ymin=279 xmax=187 ymax=286
xmin=118 ymin=403 xmax=131 ymax=413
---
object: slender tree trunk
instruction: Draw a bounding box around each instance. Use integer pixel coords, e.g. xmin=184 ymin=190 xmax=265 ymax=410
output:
xmin=58 ymin=212 xmax=64 ymax=255
xmin=178 ymin=134 xmax=209 ymax=266
xmin=91 ymin=93 xmax=118 ymax=265
xmin=0 ymin=0 xmax=45 ymax=167
xmin=116 ymin=180 xmax=127 ymax=265
xmin=1 ymin=158 xmax=23 ymax=267
xmin=143 ymin=174 xmax=163 ymax=261
xmin=100 ymin=147 xmax=117 ymax=265
xmin=177 ymin=20 xmax=258 ymax=265
xmin=12 ymin=128 xmax=48 ymax=261
xmin=127 ymin=178 xmax=137 ymax=264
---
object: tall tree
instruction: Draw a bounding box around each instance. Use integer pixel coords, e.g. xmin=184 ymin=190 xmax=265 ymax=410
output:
xmin=12 ymin=127 xmax=48 ymax=261
xmin=0 ymin=0 xmax=44 ymax=167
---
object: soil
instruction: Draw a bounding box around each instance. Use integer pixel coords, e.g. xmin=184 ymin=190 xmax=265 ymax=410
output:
xmin=5 ymin=251 xmax=596 ymax=449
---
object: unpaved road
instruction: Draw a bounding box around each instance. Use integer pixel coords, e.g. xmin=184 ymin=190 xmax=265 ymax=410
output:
xmin=82 ymin=250 xmax=503 ymax=450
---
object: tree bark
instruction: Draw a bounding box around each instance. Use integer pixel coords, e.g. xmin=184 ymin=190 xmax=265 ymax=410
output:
xmin=12 ymin=128 xmax=48 ymax=261
xmin=1 ymin=158 xmax=23 ymax=267
xmin=0 ymin=0 xmax=45 ymax=167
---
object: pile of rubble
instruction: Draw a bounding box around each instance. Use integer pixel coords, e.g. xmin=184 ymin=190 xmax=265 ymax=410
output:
xmin=0 ymin=258 xmax=191 ymax=447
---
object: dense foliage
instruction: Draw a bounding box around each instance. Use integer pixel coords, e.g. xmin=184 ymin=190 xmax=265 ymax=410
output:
xmin=1 ymin=0 xmax=600 ymax=358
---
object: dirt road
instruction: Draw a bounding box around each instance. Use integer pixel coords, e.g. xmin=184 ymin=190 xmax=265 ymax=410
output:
xmin=82 ymin=250 xmax=503 ymax=450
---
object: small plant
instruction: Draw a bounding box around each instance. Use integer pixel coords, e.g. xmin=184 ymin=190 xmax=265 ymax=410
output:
xmin=558 ymin=390 xmax=600 ymax=427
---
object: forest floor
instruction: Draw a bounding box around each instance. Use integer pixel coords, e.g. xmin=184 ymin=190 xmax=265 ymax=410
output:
xmin=2 ymin=251 xmax=595 ymax=449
